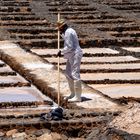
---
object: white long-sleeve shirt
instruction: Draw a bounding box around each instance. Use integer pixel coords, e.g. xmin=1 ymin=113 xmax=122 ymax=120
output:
xmin=61 ymin=27 xmax=83 ymax=59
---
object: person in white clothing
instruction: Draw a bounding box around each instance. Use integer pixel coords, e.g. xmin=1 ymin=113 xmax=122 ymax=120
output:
xmin=56 ymin=19 xmax=83 ymax=102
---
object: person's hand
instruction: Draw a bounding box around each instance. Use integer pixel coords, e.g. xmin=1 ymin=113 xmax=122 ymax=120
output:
xmin=56 ymin=50 xmax=62 ymax=57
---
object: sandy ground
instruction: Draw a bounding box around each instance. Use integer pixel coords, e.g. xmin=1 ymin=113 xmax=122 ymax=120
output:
xmin=110 ymin=102 xmax=140 ymax=135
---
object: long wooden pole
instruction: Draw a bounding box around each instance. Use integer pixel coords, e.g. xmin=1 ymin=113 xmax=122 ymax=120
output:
xmin=57 ymin=13 xmax=60 ymax=106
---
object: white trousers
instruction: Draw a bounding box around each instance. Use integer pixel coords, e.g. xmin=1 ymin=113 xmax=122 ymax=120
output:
xmin=65 ymin=53 xmax=82 ymax=81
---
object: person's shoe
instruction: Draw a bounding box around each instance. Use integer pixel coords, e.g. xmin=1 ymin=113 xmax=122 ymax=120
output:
xmin=68 ymin=96 xmax=81 ymax=102
xmin=64 ymin=94 xmax=75 ymax=100
xmin=68 ymin=80 xmax=82 ymax=102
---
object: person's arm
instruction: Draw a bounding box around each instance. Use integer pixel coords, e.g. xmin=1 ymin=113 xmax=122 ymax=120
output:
xmin=61 ymin=31 xmax=74 ymax=55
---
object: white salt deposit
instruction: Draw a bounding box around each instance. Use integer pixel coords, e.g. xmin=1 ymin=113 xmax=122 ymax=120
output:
xmin=0 ymin=42 xmax=18 ymax=49
xmin=82 ymin=93 xmax=100 ymax=98
xmin=23 ymin=63 xmax=54 ymax=70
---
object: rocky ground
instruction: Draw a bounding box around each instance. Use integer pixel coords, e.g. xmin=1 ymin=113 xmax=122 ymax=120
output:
xmin=0 ymin=102 xmax=140 ymax=140
xmin=110 ymin=102 xmax=140 ymax=135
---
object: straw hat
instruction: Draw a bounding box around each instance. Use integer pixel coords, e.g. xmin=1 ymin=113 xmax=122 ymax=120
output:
xmin=56 ymin=19 xmax=66 ymax=30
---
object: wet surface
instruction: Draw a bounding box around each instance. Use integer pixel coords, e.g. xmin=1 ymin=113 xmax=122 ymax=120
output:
xmin=93 ymin=84 xmax=140 ymax=98
xmin=0 ymin=75 xmax=29 ymax=84
xmin=0 ymin=43 xmax=56 ymax=111
xmin=0 ymin=66 xmax=16 ymax=74
xmin=0 ymin=87 xmax=44 ymax=102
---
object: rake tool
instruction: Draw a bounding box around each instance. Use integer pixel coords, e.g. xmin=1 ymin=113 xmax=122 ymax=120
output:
xmin=57 ymin=13 xmax=60 ymax=106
